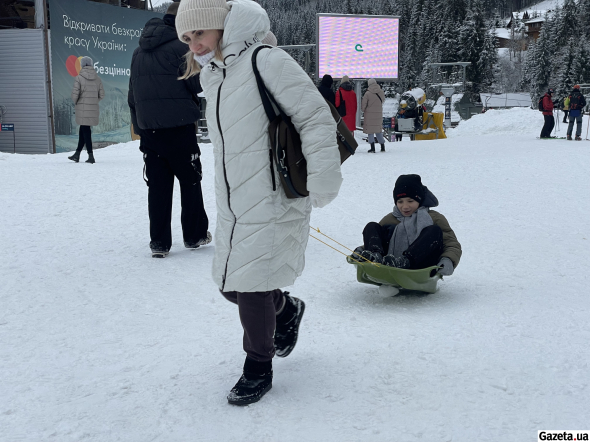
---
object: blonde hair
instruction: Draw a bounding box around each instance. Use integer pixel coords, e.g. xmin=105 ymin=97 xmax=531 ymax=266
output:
xmin=179 ymin=31 xmax=224 ymax=79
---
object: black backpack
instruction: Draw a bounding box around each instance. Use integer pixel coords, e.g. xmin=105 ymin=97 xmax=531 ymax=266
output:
xmin=569 ymin=92 xmax=586 ymax=110
xmin=538 ymin=96 xmax=545 ymax=112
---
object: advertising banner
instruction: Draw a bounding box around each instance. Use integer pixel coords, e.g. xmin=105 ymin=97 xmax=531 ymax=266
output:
xmin=316 ymin=14 xmax=399 ymax=81
xmin=49 ymin=0 xmax=160 ymax=152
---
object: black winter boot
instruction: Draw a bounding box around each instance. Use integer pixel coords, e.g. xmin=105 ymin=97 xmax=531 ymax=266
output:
xmin=274 ymin=292 xmax=305 ymax=358
xmin=68 ymin=150 xmax=81 ymax=162
xmin=380 ymin=143 xmax=385 ymax=152
xmin=382 ymin=254 xmax=411 ymax=269
xmin=86 ymin=152 xmax=95 ymax=164
xmin=360 ymin=249 xmax=383 ymax=263
xmin=368 ymin=142 xmax=376 ymax=153
xmin=227 ymin=358 xmax=272 ymax=406
xmin=184 ymin=231 xmax=212 ymax=249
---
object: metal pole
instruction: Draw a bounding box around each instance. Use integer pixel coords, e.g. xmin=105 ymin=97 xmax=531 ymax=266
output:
xmin=586 ymin=114 xmax=589 ymax=140
xmin=43 ymin=0 xmax=56 ymax=154
xmin=355 ymin=80 xmax=362 ymax=131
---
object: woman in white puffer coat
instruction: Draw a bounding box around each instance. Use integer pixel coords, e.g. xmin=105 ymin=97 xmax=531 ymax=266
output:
xmin=177 ymin=0 xmax=342 ymax=405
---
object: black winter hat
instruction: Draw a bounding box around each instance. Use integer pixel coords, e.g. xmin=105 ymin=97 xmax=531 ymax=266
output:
xmin=548 ymin=88 xmax=554 ymax=95
xmin=320 ymin=74 xmax=333 ymax=87
xmin=393 ymin=174 xmax=425 ymax=204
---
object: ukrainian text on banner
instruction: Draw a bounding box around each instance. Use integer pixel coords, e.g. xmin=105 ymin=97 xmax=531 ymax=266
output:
xmin=49 ymin=0 xmax=160 ymax=152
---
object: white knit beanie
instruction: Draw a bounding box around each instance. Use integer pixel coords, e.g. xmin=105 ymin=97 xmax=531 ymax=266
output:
xmin=176 ymin=0 xmax=230 ymax=41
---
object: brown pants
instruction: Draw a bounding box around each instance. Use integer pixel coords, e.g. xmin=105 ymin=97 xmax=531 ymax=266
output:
xmin=221 ymin=289 xmax=285 ymax=362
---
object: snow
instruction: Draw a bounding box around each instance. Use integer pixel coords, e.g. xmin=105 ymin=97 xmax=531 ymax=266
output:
xmin=2 ymin=107 xmax=590 ymax=441
xmin=494 ymin=28 xmax=511 ymax=40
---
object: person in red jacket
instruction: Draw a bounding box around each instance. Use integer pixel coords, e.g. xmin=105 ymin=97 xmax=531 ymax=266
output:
xmin=335 ymin=75 xmax=358 ymax=133
xmin=540 ymin=88 xmax=555 ymax=138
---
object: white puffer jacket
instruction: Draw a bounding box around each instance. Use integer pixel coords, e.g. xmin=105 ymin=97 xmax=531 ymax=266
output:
xmin=200 ymin=0 xmax=342 ymax=292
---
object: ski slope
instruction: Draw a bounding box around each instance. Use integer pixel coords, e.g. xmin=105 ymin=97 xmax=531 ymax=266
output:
xmin=1 ymin=108 xmax=589 ymax=441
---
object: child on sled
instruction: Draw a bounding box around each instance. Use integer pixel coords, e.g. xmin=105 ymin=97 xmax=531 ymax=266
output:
xmin=352 ymin=174 xmax=462 ymax=276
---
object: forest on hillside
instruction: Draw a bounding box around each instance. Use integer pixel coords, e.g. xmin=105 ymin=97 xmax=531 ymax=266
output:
xmin=158 ymin=0 xmax=590 ymax=100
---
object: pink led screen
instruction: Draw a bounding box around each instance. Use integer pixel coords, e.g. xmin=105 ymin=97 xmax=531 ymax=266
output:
xmin=317 ymin=15 xmax=399 ymax=80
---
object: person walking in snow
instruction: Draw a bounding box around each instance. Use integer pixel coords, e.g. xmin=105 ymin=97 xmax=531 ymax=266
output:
xmin=128 ymin=2 xmax=210 ymax=258
xmin=362 ymin=78 xmax=386 ymax=153
xmin=317 ymin=74 xmax=336 ymax=107
xmin=562 ymin=95 xmax=570 ymax=123
xmin=566 ymin=85 xmax=587 ymax=141
xmin=539 ymin=88 xmax=555 ymax=139
xmin=351 ymin=174 xmax=461 ymax=276
xmin=68 ymin=57 xmax=104 ymax=164
xmin=335 ymin=75 xmax=358 ymax=133
xmin=176 ymin=0 xmax=342 ymax=405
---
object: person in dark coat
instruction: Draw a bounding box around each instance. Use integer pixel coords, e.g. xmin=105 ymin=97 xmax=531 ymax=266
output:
xmin=540 ymin=88 xmax=555 ymax=138
xmin=128 ymin=2 xmax=210 ymax=258
xmin=566 ymin=85 xmax=587 ymax=141
xmin=317 ymin=74 xmax=335 ymax=106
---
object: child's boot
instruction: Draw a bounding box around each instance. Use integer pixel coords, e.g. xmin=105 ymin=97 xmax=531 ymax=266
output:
xmin=575 ymin=136 xmax=582 ymax=141
xmin=227 ymin=358 xmax=272 ymax=406
xmin=274 ymin=292 xmax=305 ymax=358
xmin=382 ymin=254 xmax=411 ymax=269
xmin=360 ymin=249 xmax=383 ymax=263
xmin=380 ymin=143 xmax=385 ymax=152
xmin=368 ymin=142 xmax=375 ymax=153
xmin=86 ymin=152 xmax=96 ymax=164
xmin=567 ymin=135 xmax=573 ymax=140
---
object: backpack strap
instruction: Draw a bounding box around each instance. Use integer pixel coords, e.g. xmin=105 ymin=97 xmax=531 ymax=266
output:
xmin=251 ymin=45 xmax=287 ymax=122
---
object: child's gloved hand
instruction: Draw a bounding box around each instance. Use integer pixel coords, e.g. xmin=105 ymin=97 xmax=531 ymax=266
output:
xmin=437 ymin=257 xmax=454 ymax=276
xmin=351 ymin=246 xmax=364 ymax=260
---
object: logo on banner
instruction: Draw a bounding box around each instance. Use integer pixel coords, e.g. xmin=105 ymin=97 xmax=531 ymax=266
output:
xmin=65 ymin=55 xmax=84 ymax=77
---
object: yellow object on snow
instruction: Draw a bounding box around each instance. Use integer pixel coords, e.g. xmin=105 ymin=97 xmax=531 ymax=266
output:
xmin=415 ymin=112 xmax=447 ymax=140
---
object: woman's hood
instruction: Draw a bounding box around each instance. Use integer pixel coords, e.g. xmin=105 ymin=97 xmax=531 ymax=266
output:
xmin=222 ymin=0 xmax=270 ymax=49
xmin=368 ymin=82 xmax=382 ymax=94
xmin=79 ymin=66 xmax=97 ymax=80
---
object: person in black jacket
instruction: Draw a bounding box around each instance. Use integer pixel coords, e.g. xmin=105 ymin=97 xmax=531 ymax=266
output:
xmin=317 ymin=74 xmax=336 ymax=106
xmin=128 ymin=2 xmax=210 ymax=258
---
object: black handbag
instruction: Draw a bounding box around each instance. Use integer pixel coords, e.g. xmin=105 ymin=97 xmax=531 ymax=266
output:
xmin=251 ymin=46 xmax=357 ymax=199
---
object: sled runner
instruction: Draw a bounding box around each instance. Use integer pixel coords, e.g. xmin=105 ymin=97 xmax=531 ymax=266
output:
xmin=346 ymin=256 xmax=441 ymax=294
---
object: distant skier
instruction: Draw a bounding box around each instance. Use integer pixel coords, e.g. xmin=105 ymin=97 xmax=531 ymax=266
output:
xmin=68 ymin=57 xmax=104 ymax=164
xmin=335 ymin=75 xmax=357 ymax=133
xmin=362 ymin=78 xmax=386 ymax=153
xmin=566 ymin=85 xmax=587 ymax=141
xmin=539 ymin=88 xmax=555 ymax=139
xmin=317 ymin=74 xmax=336 ymax=107
xmin=351 ymin=174 xmax=461 ymax=276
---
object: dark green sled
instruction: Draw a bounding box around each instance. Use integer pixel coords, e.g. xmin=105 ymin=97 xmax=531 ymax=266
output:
xmin=346 ymin=256 xmax=442 ymax=294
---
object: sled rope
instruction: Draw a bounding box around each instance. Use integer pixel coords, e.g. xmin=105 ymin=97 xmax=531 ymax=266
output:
xmin=309 ymin=227 xmax=379 ymax=267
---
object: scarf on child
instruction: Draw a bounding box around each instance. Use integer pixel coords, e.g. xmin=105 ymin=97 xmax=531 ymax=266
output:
xmin=387 ymin=206 xmax=433 ymax=258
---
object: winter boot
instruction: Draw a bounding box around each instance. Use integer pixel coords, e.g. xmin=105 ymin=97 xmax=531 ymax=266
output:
xmin=86 ymin=152 xmax=96 ymax=164
xmin=68 ymin=150 xmax=81 ymax=163
xmin=350 ymin=246 xmax=365 ymax=261
xmin=360 ymin=249 xmax=383 ymax=263
xmin=380 ymin=143 xmax=385 ymax=152
xmin=227 ymin=358 xmax=272 ymax=406
xmin=567 ymin=135 xmax=573 ymax=140
xmin=274 ymin=292 xmax=305 ymax=358
xmin=368 ymin=142 xmax=376 ymax=153
xmin=184 ymin=231 xmax=212 ymax=249
xmin=575 ymin=136 xmax=582 ymax=141
xmin=382 ymin=254 xmax=411 ymax=269
xmin=150 ymin=241 xmax=169 ymax=258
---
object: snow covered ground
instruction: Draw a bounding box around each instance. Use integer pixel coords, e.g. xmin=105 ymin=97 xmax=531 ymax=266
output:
xmin=1 ymin=108 xmax=589 ymax=441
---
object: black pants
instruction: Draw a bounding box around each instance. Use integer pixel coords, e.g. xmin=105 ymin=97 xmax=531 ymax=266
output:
xmin=540 ymin=115 xmax=555 ymax=138
xmin=76 ymin=125 xmax=92 ymax=153
xmin=362 ymin=222 xmax=444 ymax=269
xmin=221 ymin=290 xmax=285 ymax=362
xmin=141 ymin=125 xmax=208 ymax=250
xmin=563 ymin=110 xmax=569 ymax=123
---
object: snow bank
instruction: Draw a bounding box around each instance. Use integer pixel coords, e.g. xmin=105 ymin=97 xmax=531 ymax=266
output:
xmin=446 ymin=107 xmax=545 ymax=137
